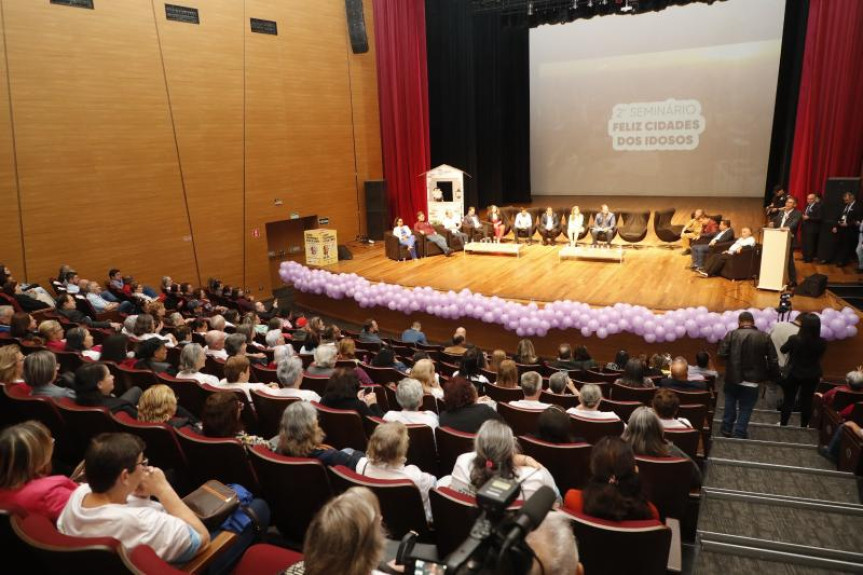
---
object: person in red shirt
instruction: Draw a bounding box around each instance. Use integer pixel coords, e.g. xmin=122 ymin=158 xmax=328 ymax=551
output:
xmin=821 ymin=370 xmax=863 ymax=421
xmin=0 ymin=421 xmax=78 ymax=521
xmin=414 ymin=211 xmax=452 ymax=257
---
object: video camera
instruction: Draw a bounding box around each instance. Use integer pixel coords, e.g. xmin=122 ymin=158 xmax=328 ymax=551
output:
xmin=777 ymin=291 xmax=793 ymax=320
xmin=397 ymin=476 xmax=557 ymax=575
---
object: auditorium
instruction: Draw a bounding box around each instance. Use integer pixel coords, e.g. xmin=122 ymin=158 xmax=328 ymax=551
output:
xmin=1 ymin=0 xmax=862 ymax=573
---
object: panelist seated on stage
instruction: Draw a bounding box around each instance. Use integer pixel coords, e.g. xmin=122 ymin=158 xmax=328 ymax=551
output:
xmin=442 ymin=209 xmax=469 ymax=248
xmin=461 ymin=206 xmax=486 ymax=242
xmin=487 ymin=205 xmax=507 ymax=243
xmin=513 ymin=207 xmax=534 ymax=244
xmin=698 ymin=227 xmax=756 ymax=277
xmin=690 ymin=213 xmax=719 ymax=245
xmin=414 ymin=211 xmax=453 ymax=257
xmin=392 ymin=217 xmax=418 ymax=260
xmin=680 ymin=208 xmax=704 ymax=254
xmin=691 ymin=219 xmax=734 ymax=270
xmin=538 ymin=207 xmax=562 ymax=246
xmin=590 ymin=204 xmax=616 ymax=246
xmin=566 ymin=206 xmax=585 ymax=247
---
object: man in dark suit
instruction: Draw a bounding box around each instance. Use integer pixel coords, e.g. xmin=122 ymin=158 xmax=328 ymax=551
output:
xmin=538 ymin=207 xmax=561 ymax=246
xmin=770 ymin=196 xmax=802 ymax=286
xmin=800 ymin=193 xmax=822 ymax=263
xmin=691 ymin=219 xmax=734 ymax=271
xmin=832 ymin=192 xmax=863 ymax=267
xmin=461 ymin=206 xmax=485 ymax=242
xmin=590 ymin=204 xmax=616 ymax=246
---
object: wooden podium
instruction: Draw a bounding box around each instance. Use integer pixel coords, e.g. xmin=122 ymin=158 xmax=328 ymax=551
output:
xmin=757 ymin=227 xmax=790 ymax=291
xmin=304 ymin=229 xmax=338 ymax=266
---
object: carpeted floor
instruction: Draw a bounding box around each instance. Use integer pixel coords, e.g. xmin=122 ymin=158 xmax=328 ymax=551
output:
xmin=698 ymin=497 xmax=863 ymax=553
xmin=704 ymin=461 xmax=861 ymax=503
xmin=715 ymin=406 xmax=800 ymax=426
xmin=711 ymin=419 xmax=820 ymax=445
xmin=694 ymin=549 xmax=862 ymax=575
xmin=710 ymin=439 xmax=835 ymax=470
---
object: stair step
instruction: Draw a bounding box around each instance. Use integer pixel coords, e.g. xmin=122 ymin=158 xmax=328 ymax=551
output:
xmin=715 ymin=407 xmax=800 ymax=426
xmin=694 ymin=546 xmax=862 ymax=575
xmin=710 ymin=438 xmax=834 ymax=470
xmin=703 ymin=460 xmax=861 ymax=504
xmin=699 ymin=491 xmax=863 ymax=557
xmin=712 ymin=419 xmax=819 ymax=445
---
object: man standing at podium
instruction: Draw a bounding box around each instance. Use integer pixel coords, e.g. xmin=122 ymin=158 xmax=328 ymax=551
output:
xmin=769 ymin=196 xmax=801 ymax=286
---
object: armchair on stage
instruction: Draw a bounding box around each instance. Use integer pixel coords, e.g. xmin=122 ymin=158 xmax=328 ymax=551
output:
xmin=384 ymin=224 xmax=461 ymax=261
xmin=706 ymin=241 xmax=762 ymax=280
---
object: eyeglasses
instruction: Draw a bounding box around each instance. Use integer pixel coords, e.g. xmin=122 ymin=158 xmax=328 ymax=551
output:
xmin=130 ymin=457 xmax=149 ymax=471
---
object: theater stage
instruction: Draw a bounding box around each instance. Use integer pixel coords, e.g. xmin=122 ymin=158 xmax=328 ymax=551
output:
xmin=287 ymin=196 xmax=863 ymax=376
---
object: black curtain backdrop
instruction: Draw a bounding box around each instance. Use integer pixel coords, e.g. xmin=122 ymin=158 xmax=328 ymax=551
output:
xmin=426 ymin=1 xmax=531 ymax=210
xmin=764 ymin=0 xmax=810 ymax=203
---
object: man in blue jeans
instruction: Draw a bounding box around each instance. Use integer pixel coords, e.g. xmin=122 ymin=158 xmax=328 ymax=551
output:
xmin=718 ymin=312 xmax=779 ymax=438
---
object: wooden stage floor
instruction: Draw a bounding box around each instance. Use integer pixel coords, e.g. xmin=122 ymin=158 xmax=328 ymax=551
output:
xmin=317 ymin=196 xmax=861 ymax=314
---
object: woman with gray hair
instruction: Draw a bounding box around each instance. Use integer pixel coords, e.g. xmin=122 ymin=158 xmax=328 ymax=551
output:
xmin=623 ymin=406 xmax=701 ymax=487
xmin=25 ymin=351 xmax=75 ymax=399
xmin=265 ymin=329 xmax=286 ymax=349
xmin=175 ymin=343 xmax=219 ymax=386
xmin=566 ymin=383 xmax=620 ymax=421
xmin=305 ymin=345 xmax=337 ymax=377
xmin=264 ymin=356 xmax=320 ymax=402
xmin=382 ymin=378 xmax=438 ymax=428
xmin=272 ymin=401 xmax=365 ymax=469
xmin=441 ymin=419 xmax=560 ymax=503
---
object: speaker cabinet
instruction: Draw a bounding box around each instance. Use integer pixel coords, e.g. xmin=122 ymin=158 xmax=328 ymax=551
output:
xmin=365 ymin=180 xmax=388 ymax=240
xmin=345 ymin=0 xmax=369 ymax=54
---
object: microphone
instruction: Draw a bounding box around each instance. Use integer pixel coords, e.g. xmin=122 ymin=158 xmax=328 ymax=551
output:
xmin=499 ymin=485 xmax=557 ymax=551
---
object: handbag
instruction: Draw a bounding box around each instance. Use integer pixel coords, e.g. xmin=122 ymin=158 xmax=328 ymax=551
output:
xmin=182 ymin=480 xmax=240 ymax=530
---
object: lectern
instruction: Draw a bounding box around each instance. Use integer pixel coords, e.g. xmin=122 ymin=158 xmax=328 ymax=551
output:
xmin=757 ymin=227 xmax=790 ymax=291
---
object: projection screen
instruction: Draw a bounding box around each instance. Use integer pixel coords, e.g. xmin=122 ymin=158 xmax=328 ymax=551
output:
xmin=529 ymin=0 xmax=786 ymax=197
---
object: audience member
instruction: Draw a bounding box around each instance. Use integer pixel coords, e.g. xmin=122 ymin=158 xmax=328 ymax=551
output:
xmin=439 ymin=377 xmax=499 ymax=434
xmin=272 ymin=401 xmax=365 ymax=469
xmin=453 ymin=346 xmax=489 ymax=393
xmin=441 ymin=420 xmax=559 ymax=502
xmin=566 ymin=383 xmax=618 ymax=420
xmin=614 ymin=358 xmax=655 ymax=388
xmin=533 ymin=406 xmax=576 ymax=444
xmin=306 ymin=345 xmax=338 ymax=377
xmin=547 ymin=371 xmax=578 ymax=396
xmin=606 ymin=349 xmax=629 ymax=371
xmin=24 ymin=350 xmax=74 ymax=399
xmin=73 ymin=362 xmax=142 ymax=417
xmin=443 ymin=327 xmax=468 ymax=355
xmin=137 ymin=384 xmax=199 ymax=429
xmin=358 ymin=319 xmax=382 ymax=343
xmin=657 ymin=357 xmax=707 ymax=390
xmin=0 ymin=344 xmax=25 ymax=385
xmin=0 ymin=421 xmax=77 ymax=521
xmin=267 ymin=356 xmax=321 ymax=402
xmin=689 ymin=351 xmax=718 ymax=380
xmin=133 ymin=338 xmax=176 ymax=376
xmin=369 ymin=347 xmax=408 ymax=374
xmin=495 ymin=359 xmax=519 ymax=389
xmin=526 ymin=511 xmax=583 ymax=575
xmin=400 ymin=320 xmax=427 ymax=345
xmin=356 ymin=422 xmax=436 ymax=521
xmin=217 ymin=355 xmax=277 ymax=401
xmin=65 ymin=327 xmax=100 ymax=361
xmin=382 ymin=378 xmax=439 ymax=429
xmin=623 ymin=407 xmax=701 ymax=487
xmin=570 ymin=345 xmax=598 ymax=370
xmin=201 ymin=391 xmax=267 ymax=447
xmin=513 ymin=339 xmax=540 ymax=365
xmin=408 ymin=358 xmax=443 ymax=399
xmin=176 ymin=343 xmax=220 ymax=386
xmin=320 ymin=369 xmax=383 ymax=418
xmin=652 ymin=388 xmax=693 ymax=429
xmin=10 ymin=312 xmax=39 ymax=342
xmin=0 ymin=305 xmax=13 ymax=332
xmin=509 ymin=371 xmax=552 ymax=410
xmin=548 ymin=343 xmax=579 ymax=370
xmin=563 ymin=436 xmax=658 ymax=521
xmin=39 ymin=320 xmax=66 ymax=352
xmin=203 ymin=330 xmax=228 ymax=359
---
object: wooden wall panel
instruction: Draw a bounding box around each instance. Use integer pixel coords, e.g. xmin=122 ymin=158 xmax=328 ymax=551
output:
xmin=348 ymin=0 xmax=383 ymax=236
xmin=0 ymin=7 xmax=25 ymax=278
xmin=3 ymin=0 xmax=197 ymax=287
xmin=154 ymin=0 xmax=245 ymax=288
xmin=245 ymin=0 xmax=361 ymax=297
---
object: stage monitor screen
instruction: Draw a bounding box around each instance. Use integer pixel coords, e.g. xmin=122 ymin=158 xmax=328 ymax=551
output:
xmin=529 ymin=0 xmax=786 ymax=197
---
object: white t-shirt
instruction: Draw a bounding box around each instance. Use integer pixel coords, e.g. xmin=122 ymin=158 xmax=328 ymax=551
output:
xmin=440 ymin=451 xmax=560 ymax=503
xmin=566 ymin=407 xmax=621 ymax=421
xmin=138 ymin=332 xmax=175 ymax=348
xmin=727 ymin=236 xmax=756 ymax=254
xmin=508 ymin=399 xmax=552 ymax=411
xmin=356 ymin=460 xmax=437 ymax=522
xmin=57 ymin=484 xmax=198 ymax=563
xmin=659 ymin=417 xmax=693 ymax=430
xmin=176 ymin=370 xmax=220 ymax=387
xmin=263 ymin=387 xmax=321 ymax=402
xmin=515 ymin=213 xmax=532 ymax=229
xmin=204 ymin=347 xmax=228 ymax=360
xmin=82 ymin=349 xmax=101 ymax=361
xmin=383 ymin=410 xmax=439 ymax=429
xmin=441 ymin=215 xmax=462 ymax=233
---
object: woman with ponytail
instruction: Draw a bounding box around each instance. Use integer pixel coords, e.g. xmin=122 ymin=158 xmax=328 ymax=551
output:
xmin=563 ymin=436 xmax=658 ymax=521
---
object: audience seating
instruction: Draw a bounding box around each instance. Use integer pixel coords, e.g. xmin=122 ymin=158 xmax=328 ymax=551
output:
xmin=230 ymin=544 xmax=304 ymax=575
xmin=561 ymin=507 xmax=672 ymax=575
xmin=251 ymin=364 xmax=279 ymax=384
xmin=635 ymin=455 xmax=694 ymax=521
xmin=540 ymin=390 xmax=579 ymax=410
xmin=313 ymin=403 xmax=368 ymax=451
xmin=363 ymin=365 xmax=403 ymax=385
xmin=497 ymin=402 xmax=544 ymax=437
xmin=484 ymin=383 xmax=523 ymax=404
xmin=175 ymin=427 xmax=261 ymax=493
xmin=116 ymin=365 xmax=159 ymax=392
xmin=157 ymin=374 xmax=209 ymax=419
xmin=5 ymin=386 xmax=74 ymax=463
xmin=600 ymin=398 xmax=641 ymax=422
xmin=428 ymin=486 xmax=521 ymax=558
xmin=675 ymin=403 xmax=708 ymax=431
xmin=327 ymin=465 xmax=432 ymax=540
xmin=611 ymin=383 xmax=656 ymax=404
xmin=664 ymin=428 xmax=701 ymax=460
xmin=300 ymin=374 xmax=329 ymax=396
xmin=53 ymin=350 xmax=84 ymax=375
xmin=111 ymin=412 xmax=191 ymax=494
xmin=251 ymin=390 xmax=299 ymax=439
xmin=364 ymin=416 xmax=439 ymax=475
xmin=436 ymin=427 xmax=475 ymax=474
xmin=248 ymin=446 xmax=334 ymax=544
xmin=55 ymin=399 xmax=119 ymax=463
xmin=569 ymin=414 xmax=625 ymax=445
xmin=203 ymin=356 xmax=225 ymax=380
xmin=519 ymin=436 xmax=591 ymax=493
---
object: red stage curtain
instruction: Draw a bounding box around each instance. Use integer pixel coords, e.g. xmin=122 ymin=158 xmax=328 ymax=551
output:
xmin=788 ymin=0 xmax=863 ymax=203
xmin=372 ymin=0 xmax=431 ymax=228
